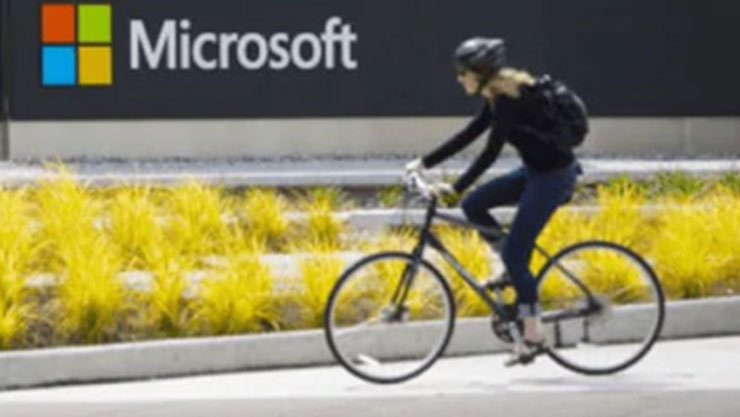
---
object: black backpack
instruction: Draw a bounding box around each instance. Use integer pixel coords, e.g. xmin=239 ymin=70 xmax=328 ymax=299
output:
xmin=525 ymin=74 xmax=589 ymax=150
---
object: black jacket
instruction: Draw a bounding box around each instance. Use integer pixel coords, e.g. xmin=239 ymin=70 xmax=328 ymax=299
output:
xmin=422 ymin=87 xmax=576 ymax=193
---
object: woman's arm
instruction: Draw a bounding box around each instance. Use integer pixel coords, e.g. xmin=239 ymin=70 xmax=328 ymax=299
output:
xmin=421 ymin=102 xmax=492 ymax=169
xmin=452 ymin=132 xmax=505 ymax=193
xmin=451 ymin=98 xmax=521 ymax=193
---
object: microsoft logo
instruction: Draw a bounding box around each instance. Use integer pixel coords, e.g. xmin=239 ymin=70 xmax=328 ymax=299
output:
xmin=41 ymin=3 xmax=112 ymax=87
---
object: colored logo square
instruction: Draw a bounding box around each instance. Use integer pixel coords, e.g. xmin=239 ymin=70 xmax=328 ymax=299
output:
xmin=78 ymin=46 xmax=112 ymax=85
xmin=42 ymin=46 xmax=76 ymax=86
xmin=78 ymin=4 xmax=111 ymax=43
xmin=42 ymin=3 xmax=76 ymax=43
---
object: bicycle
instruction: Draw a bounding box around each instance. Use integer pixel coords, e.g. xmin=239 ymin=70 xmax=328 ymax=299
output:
xmin=324 ymin=171 xmax=665 ymax=384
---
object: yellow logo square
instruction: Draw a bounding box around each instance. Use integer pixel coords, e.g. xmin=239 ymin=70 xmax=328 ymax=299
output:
xmin=78 ymin=46 xmax=112 ymax=86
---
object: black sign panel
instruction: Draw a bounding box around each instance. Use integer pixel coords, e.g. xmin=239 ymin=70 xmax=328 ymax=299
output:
xmin=7 ymin=0 xmax=740 ymax=119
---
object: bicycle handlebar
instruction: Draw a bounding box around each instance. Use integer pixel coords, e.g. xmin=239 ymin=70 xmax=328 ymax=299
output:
xmin=404 ymin=171 xmax=437 ymax=200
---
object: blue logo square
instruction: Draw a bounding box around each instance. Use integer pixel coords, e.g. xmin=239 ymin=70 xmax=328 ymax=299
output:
xmin=42 ymin=46 xmax=76 ymax=86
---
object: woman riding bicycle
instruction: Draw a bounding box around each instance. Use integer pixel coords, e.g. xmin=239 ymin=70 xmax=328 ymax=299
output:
xmin=406 ymin=37 xmax=585 ymax=365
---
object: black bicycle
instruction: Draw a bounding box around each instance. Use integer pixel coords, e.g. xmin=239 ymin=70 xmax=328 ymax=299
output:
xmin=324 ymin=172 xmax=665 ymax=384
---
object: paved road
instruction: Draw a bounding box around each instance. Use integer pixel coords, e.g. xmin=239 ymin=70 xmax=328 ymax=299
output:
xmin=1 ymin=336 xmax=739 ymax=416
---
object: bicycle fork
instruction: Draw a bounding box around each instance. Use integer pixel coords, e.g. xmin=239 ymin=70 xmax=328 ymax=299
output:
xmin=385 ymin=245 xmax=425 ymax=321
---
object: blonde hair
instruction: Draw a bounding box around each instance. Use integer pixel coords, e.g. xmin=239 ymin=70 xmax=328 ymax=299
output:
xmin=488 ymin=67 xmax=535 ymax=99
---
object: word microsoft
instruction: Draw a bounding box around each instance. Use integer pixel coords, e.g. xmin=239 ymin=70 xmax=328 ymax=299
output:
xmin=131 ymin=16 xmax=359 ymax=71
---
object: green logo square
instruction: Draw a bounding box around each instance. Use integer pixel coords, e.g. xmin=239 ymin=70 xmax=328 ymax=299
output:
xmin=78 ymin=4 xmax=111 ymax=43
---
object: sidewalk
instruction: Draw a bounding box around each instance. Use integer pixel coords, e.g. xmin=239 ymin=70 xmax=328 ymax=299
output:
xmin=2 ymin=336 xmax=739 ymax=417
xmin=2 ymin=297 xmax=739 ymax=390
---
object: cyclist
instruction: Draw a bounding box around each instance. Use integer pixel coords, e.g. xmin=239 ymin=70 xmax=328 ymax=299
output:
xmin=406 ymin=37 xmax=584 ymax=365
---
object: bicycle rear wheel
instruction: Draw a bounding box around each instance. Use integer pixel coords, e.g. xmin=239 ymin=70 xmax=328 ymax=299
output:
xmin=536 ymin=240 xmax=665 ymax=375
xmin=324 ymin=251 xmax=455 ymax=384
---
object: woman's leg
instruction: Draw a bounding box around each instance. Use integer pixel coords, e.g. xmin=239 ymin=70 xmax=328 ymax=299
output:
xmin=460 ymin=167 xmax=528 ymax=243
xmin=500 ymin=164 xmax=579 ymax=338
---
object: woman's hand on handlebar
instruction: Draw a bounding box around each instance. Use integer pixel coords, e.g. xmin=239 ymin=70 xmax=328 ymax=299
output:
xmin=405 ymin=158 xmax=424 ymax=174
xmin=403 ymin=170 xmax=460 ymax=207
xmin=430 ymin=182 xmax=456 ymax=198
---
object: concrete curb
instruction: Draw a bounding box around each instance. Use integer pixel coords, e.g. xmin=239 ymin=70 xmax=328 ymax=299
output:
xmin=0 ymin=158 xmax=737 ymax=188
xmin=331 ymin=205 xmax=702 ymax=232
xmin=1 ymin=296 xmax=739 ymax=390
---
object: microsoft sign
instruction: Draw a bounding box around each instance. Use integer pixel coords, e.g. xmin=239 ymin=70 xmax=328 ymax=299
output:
xmin=130 ymin=17 xmax=359 ymax=71
xmin=40 ymin=3 xmax=359 ymax=89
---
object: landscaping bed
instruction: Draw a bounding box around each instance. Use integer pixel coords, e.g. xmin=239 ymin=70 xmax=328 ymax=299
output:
xmin=1 ymin=168 xmax=739 ymax=350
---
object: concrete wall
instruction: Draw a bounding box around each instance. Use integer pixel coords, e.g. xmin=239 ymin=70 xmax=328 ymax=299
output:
xmin=9 ymin=117 xmax=740 ymax=159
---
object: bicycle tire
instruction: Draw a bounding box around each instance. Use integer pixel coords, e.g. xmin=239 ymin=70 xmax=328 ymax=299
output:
xmin=536 ymin=240 xmax=665 ymax=375
xmin=324 ymin=251 xmax=456 ymax=384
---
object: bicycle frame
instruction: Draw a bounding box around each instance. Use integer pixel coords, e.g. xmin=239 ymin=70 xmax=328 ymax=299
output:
xmin=397 ymin=195 xmax=598 ymax=324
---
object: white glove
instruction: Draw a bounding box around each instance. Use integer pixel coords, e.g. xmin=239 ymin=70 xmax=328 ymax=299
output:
xmin=431 ymin=182 xmax=457 ymax=197
xmin=405 ymin=158 xmax=424 ymax=173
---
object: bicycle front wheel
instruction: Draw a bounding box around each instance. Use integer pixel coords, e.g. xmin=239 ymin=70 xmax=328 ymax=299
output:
xmin=536 ymin=240 xmax=665 ymax=375
xmin=324 ymin=251 xmax=455 ymax=384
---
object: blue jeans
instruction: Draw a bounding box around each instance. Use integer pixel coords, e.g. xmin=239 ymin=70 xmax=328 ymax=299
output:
xmin=461 ymin=162 xmax=581 ymax=316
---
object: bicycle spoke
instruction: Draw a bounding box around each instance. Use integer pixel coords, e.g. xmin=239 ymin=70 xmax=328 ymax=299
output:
xmin=537 ymin=241 xmax=664 ymax=375
xmin=352 ymin=354 xmax=382 ymax=367
xmin=325 ymin=252 xmax=455 ymax=383
xmin=333 ymin=315 xmax=383 ymax=339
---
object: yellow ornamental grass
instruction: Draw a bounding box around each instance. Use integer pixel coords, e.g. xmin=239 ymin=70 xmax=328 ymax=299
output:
xmin=0 ymin=298 xmax=29 ymax=349
xmin=533 ymin=209 xmax=587 ymax=274
xmin=34 ymin=171 xmax=100 ymax=272
xmin=304 ymin=202 xmax=344 ymax=252
xmin=133 ymin=204 xmax=201 ymax=337
xmin=0 ymin=188 xmax=39 ymax=348
xmin=143 ymin=244 xmax=195 ymax=337
xmin=327 ymin=255 xmax=423 ymax=329
xmin=165 ymin=181 xmax=231 ymax=257
xmin=577 ymin=250 xmax=651 ymax=303
xmin=650 ymin=188 xmax=740 ymax=299
xmin=36 ymin=171 xmax=127 ymax=344
xmin=305 ymin=187 xmax=348 ymax=211
xmin=148 ymin=271 xmax=190 ymax=337
xmin=222 ymin=221 xmax=268 ymax=257
xmin=0 ymin=268 xmax=31 ymax=349
xmin=378 ymin=186 xmax=404 ymax=208
xmin=371 ymin=257 xmax=446 ymax=320
xmin=330 ymin=256 xmax=440 ymax=328
xmin=291 ymin=188 xmax=347 ymax=252
xmin=108 ymin=185 xmax=161 ymax=269
xmin=195 ymin=255 xmax=276 ymax=335
xmin=541 ymin=179 xmax=648 ymax=247
xmin=4 ymin=170 xmax=740 ymax=350
xmin=649 ymin=205 xmax=718 ymax=299
xmin=298 ymin=255 xmax=344 ymax=328
xmin=589 ymin=180 xmax=652 ymax=250
xmin=535 ymin=180 xmax=651 ymax=283
xmin=369 ymin=227 xmax=418 ymax=253
xmin=705 ymin=187 xmax=740 ymax=289
xmin=0 ymin=188 xmax=39 ymax=267
xmin=56 ymin=237 xmax=127 ymax=343
xmin=241 ymin=188 xmax=288 ymax=250
xmin=436 ymin=226 xmax=492 ymax=317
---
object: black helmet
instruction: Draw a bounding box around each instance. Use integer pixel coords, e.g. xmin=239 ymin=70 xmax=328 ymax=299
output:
xmin=454 ymin=37 xmax=507 ymax=78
